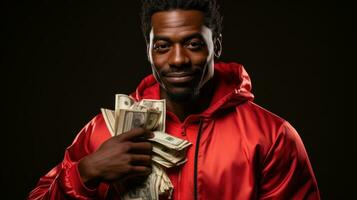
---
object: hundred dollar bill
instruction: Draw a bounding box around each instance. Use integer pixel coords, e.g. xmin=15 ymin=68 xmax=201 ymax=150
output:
xmin=152 ymin=154 xmax=187 ymax=168
xmin=160 ymin=170 xmax=173 ymax=197
xmin=121 ymin=164 xmax=172 ymax=200
xmin=149 ymin=131 xmax=191 ymax=151
xmin=116 ymin=109 xmax=147 ymax=135
xmin=152 ymin=154 xmax=173 ymax=168
xmin=139 ymin=99 xmax=166 ymax=132
xmin=115 ymin=94 xmax=134 ymax=111
xmin=121 ymin=165 xmax=158 ymax=200
xmin=115 ymin=94 xmax=135 ymax=135
xmin=153 ymin=164 xmax=173 ymax=200
xmin=145 ymin=109 xmax=161 ymax=130
xmin=152 ymin=144 xmax=187 ymax=165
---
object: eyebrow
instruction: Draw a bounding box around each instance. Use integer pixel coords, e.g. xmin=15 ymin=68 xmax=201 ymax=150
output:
xmin=153 ymin=33 xmax=204 ymax=43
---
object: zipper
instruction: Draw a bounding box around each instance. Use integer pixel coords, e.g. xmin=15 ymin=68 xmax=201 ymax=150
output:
xmin=176 ymin=124 xmax=187 ymax=199
xmin=194 ymin=120 xmax=203 ymax=200
xmin=178 ymin=124 xmax=186 ymax=199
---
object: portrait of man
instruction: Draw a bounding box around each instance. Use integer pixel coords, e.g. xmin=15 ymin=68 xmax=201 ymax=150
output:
xmin=2 ymin=0 xmax=344 ymax=199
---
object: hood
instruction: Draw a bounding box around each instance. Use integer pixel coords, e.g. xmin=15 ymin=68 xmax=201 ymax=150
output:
xmin=131 ymin=62 xmax=254 ymax=118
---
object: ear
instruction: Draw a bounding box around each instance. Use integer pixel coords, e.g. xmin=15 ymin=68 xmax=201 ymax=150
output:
xmin=214 ymin=34 xmax=222 ymax=58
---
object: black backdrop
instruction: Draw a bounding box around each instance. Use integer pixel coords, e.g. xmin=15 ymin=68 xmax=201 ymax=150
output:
xmin=2 ymin=0 xmax=346 ymax=199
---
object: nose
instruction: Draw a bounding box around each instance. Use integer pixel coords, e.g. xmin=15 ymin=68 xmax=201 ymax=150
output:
xmin=168 ymin=44 xmax=189 ymax=67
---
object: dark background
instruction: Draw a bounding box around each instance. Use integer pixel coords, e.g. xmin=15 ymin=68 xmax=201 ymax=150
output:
xmin=2 ymin=0 xmax=346 ymax=199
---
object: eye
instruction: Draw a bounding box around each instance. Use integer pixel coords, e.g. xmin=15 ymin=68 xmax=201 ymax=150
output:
xmin=153 ymin=41 xmax=170 ymax=53
xmin=185 ymin=39 xmax=205 ymax=50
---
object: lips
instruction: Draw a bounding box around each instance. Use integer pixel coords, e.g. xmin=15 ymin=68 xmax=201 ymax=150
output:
xmin=164 ymin=72 xmax=196 ymax=85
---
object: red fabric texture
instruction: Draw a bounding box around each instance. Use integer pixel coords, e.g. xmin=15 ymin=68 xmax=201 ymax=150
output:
xmin=28 ymin=62 xmax=320 ymax=200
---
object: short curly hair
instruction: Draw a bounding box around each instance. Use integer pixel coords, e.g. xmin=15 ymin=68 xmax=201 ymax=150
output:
xmin=141 ymin=0 xmax=223 ymax=42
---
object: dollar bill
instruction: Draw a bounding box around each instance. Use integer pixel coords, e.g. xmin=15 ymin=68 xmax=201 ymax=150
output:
xmin=115 ymin=94 xmax=135 ymax=135
xmin=152 ymin=154 xmax=187 ymax=168
xmin=149 ymin=131 xmax=191 ymax=151
xmin=139 ymin=99 xmax=166 ymax=132
xmin=122 ymin=165 xmax=158 ymax=200
xmin=121 ymin=164 xmax=172 ymax=200
xmin=145 ymin=109 xmax=161 ymax=130
xmin=152 ymin=144 xmax=187 ymax=165
xmin=115 ymin=94 xmax=134 ymax=111
xmin=116 ymin=109 xmax=147 ymax=135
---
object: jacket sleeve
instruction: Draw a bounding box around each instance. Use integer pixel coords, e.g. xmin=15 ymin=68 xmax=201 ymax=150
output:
xmin=28 ymin=116 xmax=102 ymax=200
xmin=259 ymin=121 xmax=321 ymax=200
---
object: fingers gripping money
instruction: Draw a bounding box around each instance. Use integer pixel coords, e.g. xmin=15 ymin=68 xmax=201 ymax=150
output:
xmin=101 ymin=94 xmax=191 ymax=200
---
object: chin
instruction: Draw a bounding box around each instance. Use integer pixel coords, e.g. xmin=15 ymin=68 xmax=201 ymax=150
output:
xmin=166 ymin=87 xmax=199 ymax=102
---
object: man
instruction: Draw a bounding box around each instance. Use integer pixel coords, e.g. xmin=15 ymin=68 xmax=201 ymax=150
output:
xmin=28 ymin=0 xmax=320 ymax=199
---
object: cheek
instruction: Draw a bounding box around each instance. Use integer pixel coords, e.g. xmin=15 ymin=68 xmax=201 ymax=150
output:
xmin=152 ymin=54 xmax=167 ymax=69
xmin=190 ymin=51 xmax=209 ymax=65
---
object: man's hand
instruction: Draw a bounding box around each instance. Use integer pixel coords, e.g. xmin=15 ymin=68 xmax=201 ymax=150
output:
xmin=78 ymin=127 xmax=154 ymax=188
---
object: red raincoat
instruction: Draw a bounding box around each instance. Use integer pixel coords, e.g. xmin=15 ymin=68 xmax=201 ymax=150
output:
xmin=28 ymin=62 xmax=320 ymax=200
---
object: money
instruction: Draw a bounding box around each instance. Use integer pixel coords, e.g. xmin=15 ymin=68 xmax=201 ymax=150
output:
xmin=115 ymin=109 xmax=161 ymax=135
xmin=101 ymin=109 xmax=190 ymax=166
xmin=122 ymin=164 xmax=160 ymax=200
xmin=116 ymin=109 xmax=147 ymax=135
xmin=152 ymin=154 xmax=187 ymax=168
xmin=150 ymin=131 xmax=191 ymax=151
xmin=145 ymin=109 xmax=161 ymax=130
xmin=115 ymin=94 xmax=134 ymax=111
xmin=139 ymin=99 xmax=166 ymax=132
xmin=152 ymin=144 xmax=187 ymax=165
xmin=101 ymin=94 xmax=192 ymax=200
xmin=115 ymin=94 xmax=134 ymax=135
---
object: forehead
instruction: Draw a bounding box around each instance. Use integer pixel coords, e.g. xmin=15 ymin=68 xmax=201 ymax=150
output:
xmin=151 ymin=10 xmax=206 ymax=37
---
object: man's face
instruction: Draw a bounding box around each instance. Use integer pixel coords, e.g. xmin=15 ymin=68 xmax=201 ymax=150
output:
xmin=148 ymin=10 xmax=215 ymax=101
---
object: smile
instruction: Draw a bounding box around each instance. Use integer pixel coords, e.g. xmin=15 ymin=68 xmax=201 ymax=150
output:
xmin=164 ymin=72 xmax=196 ymax=84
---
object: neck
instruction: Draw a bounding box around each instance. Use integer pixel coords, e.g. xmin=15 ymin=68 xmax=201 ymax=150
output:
xmin=161 ymin=80 xmax=214 ymax=122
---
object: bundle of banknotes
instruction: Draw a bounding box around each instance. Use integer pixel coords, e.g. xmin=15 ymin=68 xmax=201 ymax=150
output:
xmin=101 ymin=94 xmax=191 ymax=200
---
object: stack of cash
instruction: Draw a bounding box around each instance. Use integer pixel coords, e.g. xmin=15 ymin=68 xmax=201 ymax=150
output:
xmin=101 ymin=94 xmax=191 ymax=200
